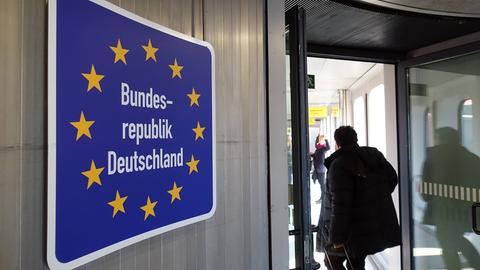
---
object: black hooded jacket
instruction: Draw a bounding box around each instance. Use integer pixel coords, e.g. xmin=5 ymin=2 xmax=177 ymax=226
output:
xmin=320 ymin=145 xmax=401 ymax=257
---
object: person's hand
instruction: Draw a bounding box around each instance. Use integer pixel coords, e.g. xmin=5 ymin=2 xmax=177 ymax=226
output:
xmin=333 ymin=243 xmax=344 ymax=249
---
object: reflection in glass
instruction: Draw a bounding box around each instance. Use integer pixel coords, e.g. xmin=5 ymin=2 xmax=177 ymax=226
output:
xmin=285 ymin=30 xmax=296 ymax=269
xmin=409 ymin=53 xmax=480 ymax=269
xmin=420 ymin=127 xmax=480 ymax=268
xmin=460 ymin=99 xmax=473 ymax=151
xmin=425 ymin=109 xmax=435 ymax=148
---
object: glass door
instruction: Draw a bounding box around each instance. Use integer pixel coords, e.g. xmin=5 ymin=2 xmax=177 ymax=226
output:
xmin=403 ymin=51 xmax=480 ymax=269
xmin=286 ymin=6 xmax=312 ymax=270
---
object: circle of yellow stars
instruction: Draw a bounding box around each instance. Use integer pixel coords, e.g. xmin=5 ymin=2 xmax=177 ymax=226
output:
xmin=68 ymin=38 xmax=207 ymax=221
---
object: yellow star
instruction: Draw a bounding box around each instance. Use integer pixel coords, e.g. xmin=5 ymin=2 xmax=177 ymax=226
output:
xmin=81 ymin=65 xmax=104 ymax=92
xmin=186 ymin=155 xmax=199 ymax=174
xmin=140 ymin=196 xmax=158 ymax=221
xmin=69 ymin=111 xmax=95 ymax=141
xmin=187 ymin=88 xmax=200 ymax=106
xmin=81 ymin=160 xmax=104 ymax=189
xmin=168 ymin=182 xmax=183 ymax=203
xmin=142 ymin=39 xmax=158 ymax=62
xmin=192 ymin=121 xmax=206 ymax=140
xmin=108 ymin=190 xmax=127 ymax=218
xmin=169 ymin=58 xmax=183 ymax=79
xmin=109 ymin=39 xmax=129 ymax=64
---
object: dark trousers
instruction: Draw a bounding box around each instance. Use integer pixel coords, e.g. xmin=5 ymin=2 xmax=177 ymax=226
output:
xmin=324 ymin=254 xmax=366 ymax=270
xmin=317 ymin=172 xmax=326 ymax=200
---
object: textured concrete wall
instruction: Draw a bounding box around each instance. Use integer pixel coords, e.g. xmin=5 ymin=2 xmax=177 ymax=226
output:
xmin=0 ymin=0 xmax=269 ymax=269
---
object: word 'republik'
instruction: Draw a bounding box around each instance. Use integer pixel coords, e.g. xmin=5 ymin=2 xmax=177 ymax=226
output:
xmin=107 ymin=82 xmax=183 ymax=176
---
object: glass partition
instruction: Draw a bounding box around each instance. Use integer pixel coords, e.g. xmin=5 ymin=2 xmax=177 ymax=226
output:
xmin=286 ymin=30 xmax=296 ymax=269
xmin=408 ymin=52 xmax=480 ymax=269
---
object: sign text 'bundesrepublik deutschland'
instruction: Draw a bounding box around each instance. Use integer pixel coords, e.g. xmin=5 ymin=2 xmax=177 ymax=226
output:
xmin=47 ymin=0 xmax=215 ymax=269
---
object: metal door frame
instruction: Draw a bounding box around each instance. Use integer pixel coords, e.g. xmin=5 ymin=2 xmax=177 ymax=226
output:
xmin=304 ymin=34 xmax=480 ymax=270
xmin=286 ymin=6 xmax=312 ymax=270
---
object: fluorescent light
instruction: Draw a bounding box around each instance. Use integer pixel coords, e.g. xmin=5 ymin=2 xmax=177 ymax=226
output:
xmin=413 ymin=247 xmax=442 ymax=257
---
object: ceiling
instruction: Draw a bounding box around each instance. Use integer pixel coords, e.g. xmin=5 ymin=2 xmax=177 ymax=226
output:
xmin=285 ymin=0 xmax=480 ymax=106
xmin=307 ymin=57 xmax=375 ymax=91
xmin=420 ymin=51 xmax=480 ymax=76
xmin=306 ymin=57 xmax=377 ymax=105
xmin=286 ymin=57 xmax=377 ymax=105
xmin=285 ymin=0 xmax=480 ymax=54
xmin=408 ymin=68 xmax=463 ymax=89
xmin=355 ymin=0 xmax=480 ymax=18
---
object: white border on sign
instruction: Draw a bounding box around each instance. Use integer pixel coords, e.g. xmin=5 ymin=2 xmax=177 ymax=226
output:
xmin=47 ymin=1 xmax=216 ymax=269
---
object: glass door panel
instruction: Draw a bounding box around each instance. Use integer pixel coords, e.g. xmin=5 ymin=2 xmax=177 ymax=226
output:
xmin=408 ymin=52 xmax=480 ymax=269
xmin=286 ymin=29 xmax=297 ymax=269
xmin=286 ymin=6 xmax=311 ymax=270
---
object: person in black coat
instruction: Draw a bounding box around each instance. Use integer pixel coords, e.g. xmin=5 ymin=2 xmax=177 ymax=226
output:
xmin=318 ymin=126 xmax=401 ymax=270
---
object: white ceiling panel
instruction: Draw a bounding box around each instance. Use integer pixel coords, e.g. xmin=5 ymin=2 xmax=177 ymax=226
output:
xmin=286 ymin=57 xmax=377 ymax=105
xmin=306 ymin=57 xmax=375 ymax=104
xmin=307 ymin=57 xmax=375 ymax=91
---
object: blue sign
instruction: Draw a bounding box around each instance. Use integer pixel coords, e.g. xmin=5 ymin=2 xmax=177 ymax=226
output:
xmin=47 ymin=0 xmax=215 ymax=269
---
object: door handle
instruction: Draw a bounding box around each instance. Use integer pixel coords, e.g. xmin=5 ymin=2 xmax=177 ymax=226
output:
xmin=473 ymin=203 xmax=480 ymax=235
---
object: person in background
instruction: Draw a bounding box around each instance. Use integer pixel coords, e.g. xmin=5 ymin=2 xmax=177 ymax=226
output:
xmin=319 ymin=126 xmax=400 ymax=270
xmin=312 ymin=134 xmax=330 ymax=204
xmin=310 ymin=134 xmax=330 ymax=269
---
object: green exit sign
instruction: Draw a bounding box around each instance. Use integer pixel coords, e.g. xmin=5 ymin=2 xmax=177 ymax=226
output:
xmin=307 ymin=74 xmax=315 ymax=89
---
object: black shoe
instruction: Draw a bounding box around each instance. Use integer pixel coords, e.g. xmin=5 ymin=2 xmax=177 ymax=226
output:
xmin=312 ymin=260 xmax=321 ymax=269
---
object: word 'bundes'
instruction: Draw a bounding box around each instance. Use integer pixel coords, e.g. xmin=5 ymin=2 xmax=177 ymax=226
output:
xmin=121 ymin=82 xmax=169 ymax=109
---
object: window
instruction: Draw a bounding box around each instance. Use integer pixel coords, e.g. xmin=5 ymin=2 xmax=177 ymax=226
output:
xmin=353 ymin=96 xmax=367 ymax=146
xmin=459 ymin=99 xmax=473 ymax=150
xmin=425 ymin=108 xmax=434 ymax=148
xmin=367 ymin=84 xmax=386 ymax=155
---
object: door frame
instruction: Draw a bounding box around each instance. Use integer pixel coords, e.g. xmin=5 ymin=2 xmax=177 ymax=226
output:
xmin=267 ymin=2 xmax=480 ymax=270
xmin=304 ymin=32 xmax=480 ymax=270
xmin=397 ymin=38 xmax=480 ymax=270
xmin=286 ymin=6 xmax=312 ymax=270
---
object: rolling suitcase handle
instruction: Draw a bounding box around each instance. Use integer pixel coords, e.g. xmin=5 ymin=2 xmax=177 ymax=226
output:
xmin=323 ymin=245 xmax=354 ymax=270
xmin=321 ymin=229 xmax=354 ymax=270
xmin=342 ymin=245 xmax=354 ymax=270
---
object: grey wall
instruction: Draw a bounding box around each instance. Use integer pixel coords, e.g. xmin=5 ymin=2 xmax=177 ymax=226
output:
xmin=266 ymin=0 xmax=288 ymax=268
xmin=0 ymin=0 xmax=269 ymax=269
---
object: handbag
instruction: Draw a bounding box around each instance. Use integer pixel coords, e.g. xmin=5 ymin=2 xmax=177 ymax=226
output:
xmin=311 ymin=170 xmax=318 ymax=183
